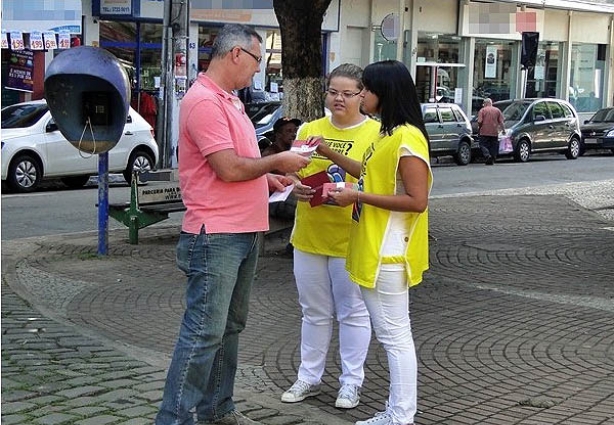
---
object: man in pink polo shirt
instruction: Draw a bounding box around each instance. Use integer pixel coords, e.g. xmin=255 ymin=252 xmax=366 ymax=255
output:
xmin=155 ymin=24 xmax=309 ymax=425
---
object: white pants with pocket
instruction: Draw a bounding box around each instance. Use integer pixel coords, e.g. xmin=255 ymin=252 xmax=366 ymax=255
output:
xmin=361 ymin=266 xmax=417 ymax=425
xmin=293 ymin=249 xmax=371 ymax=387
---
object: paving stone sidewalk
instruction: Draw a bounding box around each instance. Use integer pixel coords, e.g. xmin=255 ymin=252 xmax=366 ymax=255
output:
xmin=2 ymin=180 xmax=614 ymax=425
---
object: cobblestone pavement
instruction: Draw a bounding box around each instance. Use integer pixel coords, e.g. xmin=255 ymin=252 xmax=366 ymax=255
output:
xmin=2 ymin=180 xmax=614 ymax=425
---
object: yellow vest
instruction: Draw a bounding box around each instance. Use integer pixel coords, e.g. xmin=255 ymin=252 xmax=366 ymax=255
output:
xmin=346 ymin=125 xmax=432 ymax=288
xmin=291 ymin=116 xmax=381 ymax=257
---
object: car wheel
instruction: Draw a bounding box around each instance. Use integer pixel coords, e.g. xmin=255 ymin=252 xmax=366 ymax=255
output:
xmin=454 ymin=140 xmax=472 ymax=166
xmin=514 ymin=139 xmax=530 ymax=162
xmin=565 ymin=137 xmax=580 ymax=159
xmin=123 ymin=149 xmax=154 ymax=183
xmin=7 ymin=154 xmax=42 ymax=193
xmin=61 ymin=175 xmax=91 ymax=189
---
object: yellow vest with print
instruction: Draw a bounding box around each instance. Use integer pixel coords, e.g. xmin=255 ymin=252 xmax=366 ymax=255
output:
xmin=346 ymin=124 xmax=432 ymax=288
xmin=291 ymin=116 xmax=380 ymax=257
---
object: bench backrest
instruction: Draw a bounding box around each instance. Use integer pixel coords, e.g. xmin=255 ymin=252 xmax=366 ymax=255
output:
xmin=138 ymin=183 xmax=182 ymax=205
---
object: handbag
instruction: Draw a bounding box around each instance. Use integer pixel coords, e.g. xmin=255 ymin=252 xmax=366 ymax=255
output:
xmin=499 ymin=136 xmax=513 ymax=154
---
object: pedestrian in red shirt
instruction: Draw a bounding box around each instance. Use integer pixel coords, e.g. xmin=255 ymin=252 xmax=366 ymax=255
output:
xmin=477 ymin=98 xmax=505 ymax=165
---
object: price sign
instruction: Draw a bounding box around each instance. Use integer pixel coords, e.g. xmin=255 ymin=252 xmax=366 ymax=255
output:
xmin=58 ymin=31 xmax=71 ymax=49
xmin=30 ymin=31 xmax=44 ymax=50
xmin=44 ymin=31 xmax=57 ymax=50
xmin=1 ymin=31 xmax=8 ymax=49
xmin=10 ymin=31 xmax=24 ymax=50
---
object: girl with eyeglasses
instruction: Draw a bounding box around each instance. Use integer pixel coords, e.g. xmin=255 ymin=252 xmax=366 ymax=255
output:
xmin=316 ymin=60 xmax=433 ymax=425
xmin=281 ymin=63 xmax=380 ymax=409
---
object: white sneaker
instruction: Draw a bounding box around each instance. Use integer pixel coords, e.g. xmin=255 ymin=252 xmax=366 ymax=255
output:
xmin=280 ymin=379 xmax=321 ymax=403
xmin=335 ymin=384 xmax=360 ymax=409
xmin=355 ymin=410 xmax=394 ymax=425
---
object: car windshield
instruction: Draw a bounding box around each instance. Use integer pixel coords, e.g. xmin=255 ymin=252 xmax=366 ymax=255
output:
xmin=588 ymin=108 xmax=614 ymax=123
xmin=2 ymin=103 xmax=48 ymax=129
xmin=2 ymin=103 xmax=47 ymax=128
xmin=501 ymin=101 xmax=531 ymax=121
xmin=246 ymin=103 xmax=280 ymax=126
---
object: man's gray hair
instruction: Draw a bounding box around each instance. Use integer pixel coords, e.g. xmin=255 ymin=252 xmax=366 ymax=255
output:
xmin=211 ymin=24 xmax=262 ymax=59
xmin=483 ymin=98 xmax=493 ymax=106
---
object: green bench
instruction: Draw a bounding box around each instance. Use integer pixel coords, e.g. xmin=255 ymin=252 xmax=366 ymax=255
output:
xmin=107 ymin=170 xmax=294 ymax=247
xmin=107 ymin=170 xmax=185 ymax=244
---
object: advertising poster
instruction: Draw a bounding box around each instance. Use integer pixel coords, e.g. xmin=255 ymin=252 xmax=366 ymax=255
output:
xmin=6 ymin=50 xmax=34 ymax=92
xmin=533 ymin=49 xmax=545 ymax=80
xmin=485 ymin=46 xmax=497 ymax=79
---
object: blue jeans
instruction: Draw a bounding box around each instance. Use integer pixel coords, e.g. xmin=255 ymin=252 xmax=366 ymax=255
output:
xmin=155 ymin=230 xmax=262 ymax=425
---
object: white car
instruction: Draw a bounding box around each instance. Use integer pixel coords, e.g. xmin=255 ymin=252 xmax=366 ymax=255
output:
xmin=1 ymin=99 xmax=159 ymax=192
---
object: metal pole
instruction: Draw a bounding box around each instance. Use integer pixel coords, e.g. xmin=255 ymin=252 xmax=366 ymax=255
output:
xmin=97 ymin=152 xmax=109 ymax=255
xmin=157 ymin=0 xmax=172 ymax=169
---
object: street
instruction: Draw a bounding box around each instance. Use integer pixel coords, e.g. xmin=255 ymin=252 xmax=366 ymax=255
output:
xmin=2 ymin=152 xmax=613 ymax=240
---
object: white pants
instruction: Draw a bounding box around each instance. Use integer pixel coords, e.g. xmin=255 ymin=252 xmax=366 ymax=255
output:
xmin=361 ymin=267 xmax=417 ymax=425
xmin=293 ymin=249 xmax=371 ymax=387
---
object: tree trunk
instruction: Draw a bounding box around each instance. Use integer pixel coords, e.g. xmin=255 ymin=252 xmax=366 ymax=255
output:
xmin=273 ymin=0 xmax=332 ymax=123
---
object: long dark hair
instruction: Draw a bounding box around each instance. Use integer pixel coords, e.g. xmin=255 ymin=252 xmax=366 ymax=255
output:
xmin=362 ymin=60 xmax=429 ymax=144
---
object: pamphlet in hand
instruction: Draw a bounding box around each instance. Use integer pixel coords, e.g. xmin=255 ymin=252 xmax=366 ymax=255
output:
xmin=269 ymin=184 xmax=294 ymax=203
xmin=322 ymin=182 xmax=359 ymax=199
xmin=290 ymin=139 xmax=320 ymax=157
xmin=300 ymin=170 xmax=331 ymax=207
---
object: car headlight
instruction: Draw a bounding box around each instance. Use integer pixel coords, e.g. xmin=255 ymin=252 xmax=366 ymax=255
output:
xmin=605 ymin=129 xmax=614 ymax=138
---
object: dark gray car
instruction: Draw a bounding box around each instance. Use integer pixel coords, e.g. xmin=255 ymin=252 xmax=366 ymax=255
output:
xmin=495 ymin=98 xmax=581 ymax=162
xmin=422 ymin=103 xmax=475 ymax=166
xmin=580 ymin=107 xmax=614 ymax=155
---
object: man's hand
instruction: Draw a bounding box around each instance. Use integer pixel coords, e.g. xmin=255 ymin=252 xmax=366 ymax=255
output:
xmin=267 ymin=174 xmax=293 ymax=192
xmin=273 ymin=151 xmax=311 ymax=174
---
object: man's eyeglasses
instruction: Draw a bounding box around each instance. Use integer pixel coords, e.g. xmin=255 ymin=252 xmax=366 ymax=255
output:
xmin=239 ymin=47 xmax=262 ymax=64
xmin=326 ymin=89 xmax=362 ymax=99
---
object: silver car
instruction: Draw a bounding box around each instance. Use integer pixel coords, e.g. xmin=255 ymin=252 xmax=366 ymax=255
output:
xmin=422 ymin=103 xmax=475 ymax=166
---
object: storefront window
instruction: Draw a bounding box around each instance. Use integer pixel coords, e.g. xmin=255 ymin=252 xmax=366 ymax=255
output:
xmin=473 ymin=40 xmax=515 ymax=115
xmin=374 ymin=31 xmax=397 ymax=62
xmin=569 ymin=43 xmax=605 ymax=112
xmin=525 ymin=42 xmax=560 ymax=100
xmin=415 ymin=33 xmax=462 ymax=104
xmin=197 ymin=26 xmax=218 ymax=72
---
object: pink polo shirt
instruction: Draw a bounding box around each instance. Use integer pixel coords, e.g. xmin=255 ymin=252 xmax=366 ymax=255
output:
xmin=178 ymin=74 xmax=269 ymax=234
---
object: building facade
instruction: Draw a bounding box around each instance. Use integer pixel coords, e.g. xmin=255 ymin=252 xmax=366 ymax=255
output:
xmin=2 ymin=0 xmax=613 ymax=122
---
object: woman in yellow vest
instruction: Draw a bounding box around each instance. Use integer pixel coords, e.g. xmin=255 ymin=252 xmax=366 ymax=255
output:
xmin=317 ymin=60 xmax=432 ymax=425
xmin=280 ymin=64 xmax=381 ymax=409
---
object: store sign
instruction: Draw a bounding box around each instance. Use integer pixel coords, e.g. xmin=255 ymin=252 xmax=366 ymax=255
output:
xmin=101 ymin=0 xmax=132 ymax=15
xmin=1 ymin=0 xmax=82 ymax=34
xmin=6 ymin=50 xmax=34 ymax=93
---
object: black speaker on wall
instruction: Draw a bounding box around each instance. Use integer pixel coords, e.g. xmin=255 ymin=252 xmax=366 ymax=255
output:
xmin=521 ymin=32 xmax=539 ymax=67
